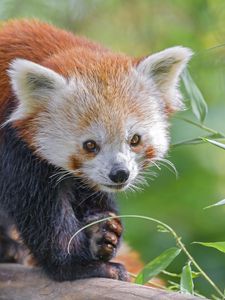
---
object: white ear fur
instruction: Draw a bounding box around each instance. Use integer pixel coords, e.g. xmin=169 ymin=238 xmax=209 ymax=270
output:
xmin=136 ymin=46 xmax=193 ymax=112
xmin=7 ymin=59 xmax=67 ymax=122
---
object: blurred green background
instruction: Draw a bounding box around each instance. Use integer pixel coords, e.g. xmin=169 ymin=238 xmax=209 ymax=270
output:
xmin=1 ymin=0 xmax=225 ymax=295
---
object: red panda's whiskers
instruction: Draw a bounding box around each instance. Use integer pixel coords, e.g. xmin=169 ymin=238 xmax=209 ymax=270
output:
xmin=56 ymin=173 xmax=72 ymax=184
xmin=150 ymin=160 xmax=161 ymax=170
xmin=138 ymin=172 xmax=157 ymax=183
xmin=127 ymin=184 xmax=136 ymax=193
xmin=78 ymin=175 xmax=99 ymax=191
xmin=76 ymin=190 xmax=101 ymax=208
xmin=49 ymin=169 xmax=70 ymax=179
xmin=54 ymin=173 xmax=74 ymax=188
xmin=128 ymin=182 xmax=144 ymax=193
xmin=153 ymin=158 xmax=178 ymax=178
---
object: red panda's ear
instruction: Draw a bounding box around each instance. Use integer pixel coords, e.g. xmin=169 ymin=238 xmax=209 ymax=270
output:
xmin=7 ymin=59 xmax=67 ymax=122
xmin=136 ymin=46 xmax=193 ymax=113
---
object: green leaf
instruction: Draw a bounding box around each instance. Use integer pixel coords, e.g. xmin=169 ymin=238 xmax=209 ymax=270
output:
xmin=182 ymin=69 xmax=208 ymax=123
xmin=203 ymin=138 xmax=225 ymax=150
xmin=135 ymin=247 xmax=181 ymax=285
xmin=180 ymin=261 xmax=194 ymax=294
xmin=194 ymin=242 xmax=225 ymax=254
xmin=204 ymin=199 xmax=225 ymax=209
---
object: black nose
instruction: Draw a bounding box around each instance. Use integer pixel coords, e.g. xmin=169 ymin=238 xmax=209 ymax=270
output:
xmin=109 ymin=168 xmax=130 ymax=184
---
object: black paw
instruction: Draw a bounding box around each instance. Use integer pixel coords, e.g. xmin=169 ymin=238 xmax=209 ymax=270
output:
xmin=106 ymin=262 xmax=130 ymax=281
xmin=0 ymin=230 xmax=22 ymax=263
xmin=84 ymin=212 xmax=123 ymax=261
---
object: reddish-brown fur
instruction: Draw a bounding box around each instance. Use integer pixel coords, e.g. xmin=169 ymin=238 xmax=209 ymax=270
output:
xmin=69 ymin=155 xmax=83 ymax=170
xmin=145 ymin=146 xmax=156 ymax=159
xmin=0 ymin=19 xmax=119 ymax=123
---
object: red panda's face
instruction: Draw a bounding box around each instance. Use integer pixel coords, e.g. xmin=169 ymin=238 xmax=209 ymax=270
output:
xmin=7 ymin=46 xmax=192 ymax=192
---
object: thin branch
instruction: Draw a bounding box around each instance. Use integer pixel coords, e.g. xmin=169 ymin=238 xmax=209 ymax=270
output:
xmin=174 ymin=116 xmax=225 ymax=137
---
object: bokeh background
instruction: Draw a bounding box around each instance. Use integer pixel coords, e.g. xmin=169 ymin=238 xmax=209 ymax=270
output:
xmin=1 ymin=0 xmax=225 ymax=295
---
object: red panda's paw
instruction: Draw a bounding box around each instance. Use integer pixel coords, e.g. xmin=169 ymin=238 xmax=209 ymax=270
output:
xmin=106 ymin=262 xmax=130 ymax=281
xmin=0 ymin=230 xmax=24 ymax=264
xmin=84 ymin=212 xmax=123 ymax=261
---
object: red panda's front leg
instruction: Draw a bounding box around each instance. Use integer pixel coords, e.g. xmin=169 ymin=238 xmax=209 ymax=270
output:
xmin=28 ymin=199 xmax=128 ymax=282
xmin=13 ymin=198 xmax=128 ymax=282
xmin=41 ymin=224 xmax=128 ymax=281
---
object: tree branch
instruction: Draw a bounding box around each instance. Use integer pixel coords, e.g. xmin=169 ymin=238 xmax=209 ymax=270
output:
xmin=0 ymin=264 xmax=202 ymax=300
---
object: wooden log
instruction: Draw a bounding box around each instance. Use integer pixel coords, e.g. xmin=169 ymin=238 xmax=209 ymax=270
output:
xmin=0 ymin=264 xmax=203 ymax=300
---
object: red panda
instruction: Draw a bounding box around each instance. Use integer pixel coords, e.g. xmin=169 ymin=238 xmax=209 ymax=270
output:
xmin=0 ymin=19 xmax=192 ymax=281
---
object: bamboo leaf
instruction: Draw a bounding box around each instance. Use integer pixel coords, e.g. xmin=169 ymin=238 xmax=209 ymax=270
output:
xmin=135 ymin=247 xmax=181 ymax=284
xmin=182 ymin=69 xmax=208 ymax=123
xmin=203 ymin=138 xmax=225 ymax=150
xmin=180 ymin=261 xmax=194 ymax=294
xmin=204 ymin=199 xmax=225 ymax=209
xmin=194 ymin=242 xmax=225 ymax=254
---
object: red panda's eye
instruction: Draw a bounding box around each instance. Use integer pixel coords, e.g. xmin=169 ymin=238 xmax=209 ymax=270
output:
xmin=83 ymin=140 xmax=99 ymax=154
xmin=130 ymin=134 xmax=141 ymax=147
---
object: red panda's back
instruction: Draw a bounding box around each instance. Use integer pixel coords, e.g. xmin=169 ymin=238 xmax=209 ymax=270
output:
xmin=0 ymin=19 xmax=105 ymax=123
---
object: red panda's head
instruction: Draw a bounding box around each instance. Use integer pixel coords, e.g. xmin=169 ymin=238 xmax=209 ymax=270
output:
xmin=7 ymin=46 xmax=192 ymax=192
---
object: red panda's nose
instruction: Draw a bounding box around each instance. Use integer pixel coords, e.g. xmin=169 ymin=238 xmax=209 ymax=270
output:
xmin=109 ymin=167 xmax=130 ymax=184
